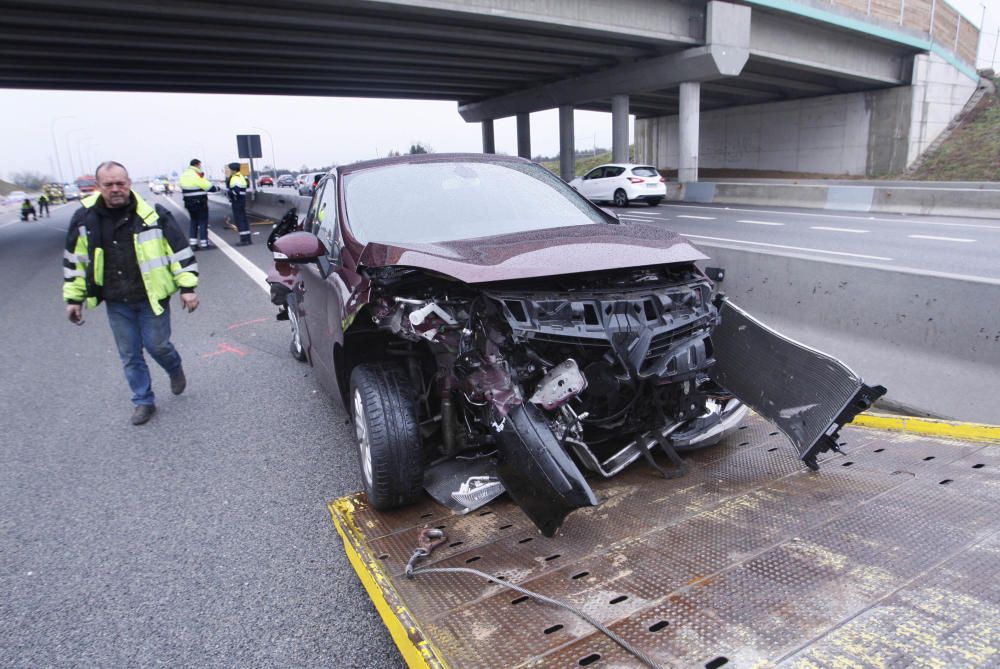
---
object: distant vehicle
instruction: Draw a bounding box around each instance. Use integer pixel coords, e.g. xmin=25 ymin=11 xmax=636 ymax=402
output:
xmin=63 ymin=184 xmax=81 ymax=200
xmin=569 ymin=163 xmax=666 ymax=207
xmin=259 ymin=175 xmax=275 ymax=187
xmin=276 ymin=174 xmax=296 ymax=188
xmin=75 ymin=175 xmax=97 ymax=196
xmin=7 ymin=190 xmax=28 ymax=205
xmin=149 ymin=180 xmax=166 ymax=194
xmin=298 ymin=172 xmax=326 ymax=196
xmin=43 ymin=183 xmax=66 ymax=204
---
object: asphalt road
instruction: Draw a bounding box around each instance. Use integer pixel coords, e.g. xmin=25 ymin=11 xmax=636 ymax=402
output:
xmin=0 ymin=190 xmax=405 ymax=668
xmin=614 ymin=201 xmax=1000 ymax=281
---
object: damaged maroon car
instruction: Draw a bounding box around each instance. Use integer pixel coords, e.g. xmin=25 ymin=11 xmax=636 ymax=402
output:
xmin=267 ymin=154 xmax=883 ymax=536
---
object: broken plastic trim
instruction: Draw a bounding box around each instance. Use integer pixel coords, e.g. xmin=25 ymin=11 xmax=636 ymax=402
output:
xmin=495 ymin=403 xmax=597 ymax=537
xmin=708 ymin=296 xmax=886 ymax=470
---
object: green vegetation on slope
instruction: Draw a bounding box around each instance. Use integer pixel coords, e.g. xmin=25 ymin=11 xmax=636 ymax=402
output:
xmin=909 ymin=78 xmax=1000 ymax=181
xmin=539 ymin=151 xmax=613 ymax=177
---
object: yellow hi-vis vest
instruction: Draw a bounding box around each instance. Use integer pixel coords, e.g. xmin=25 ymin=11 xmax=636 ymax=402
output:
xmin=179 ymin=165 xmax=213 ymax=199
xmin=63 ymin=191 xmax=198 ymax=316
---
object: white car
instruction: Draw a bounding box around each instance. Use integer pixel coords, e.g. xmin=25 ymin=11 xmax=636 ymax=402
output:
xmin=569 ymin=163 xmax=666 ymax=207
xmin=149 ymin=181 xmax=166 ymax=194
xmin=7 ymin=190 xmax=28 ymax=205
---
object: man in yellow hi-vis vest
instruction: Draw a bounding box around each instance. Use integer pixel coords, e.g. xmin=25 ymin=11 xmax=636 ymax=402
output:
xmin=63 ymin=161 xmax=199 ymax=425
xmin=179 ymin=158 xmax=219 ymax=251
xmin=227 ymin=162 xmax=251 ymax=246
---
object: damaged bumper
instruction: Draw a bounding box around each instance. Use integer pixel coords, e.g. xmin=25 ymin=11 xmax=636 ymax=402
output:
xmin=709 ymin=297 xmax=886 ymax=470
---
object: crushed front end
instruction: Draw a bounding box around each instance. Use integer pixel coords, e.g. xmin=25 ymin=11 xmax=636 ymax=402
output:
xmin=365 ymin=263 xmax=748 ymax=536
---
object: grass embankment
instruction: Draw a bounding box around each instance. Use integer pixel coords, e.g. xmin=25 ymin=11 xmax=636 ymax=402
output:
xmin=539 ymin=152 xmax=613 ymax=177
xmin=908 ymin=77 xmax=1000 ymax=181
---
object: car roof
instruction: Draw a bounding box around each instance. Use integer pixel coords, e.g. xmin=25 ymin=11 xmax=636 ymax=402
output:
xmin=589 ymin=163 xmax=657 ymax=169
xmin=339 ymin=152 xmax=532 ymax=177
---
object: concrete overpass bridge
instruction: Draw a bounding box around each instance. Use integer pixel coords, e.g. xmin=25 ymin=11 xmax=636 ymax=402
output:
xmin=0 ymin=0 xmax=982 ymax=179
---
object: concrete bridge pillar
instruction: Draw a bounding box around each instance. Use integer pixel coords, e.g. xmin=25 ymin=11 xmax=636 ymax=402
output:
xmin=612 ymin=94 xmax=629 ymax=163
xmin=679 ymin=81 xmax=700 ymax=183
xmin=559 ymin=105 xmax=574 ymax=180
xmin=481 ymin=119 xmax=495 ymax=154
xmin=516 ymin=112 xmax=531 ymax=159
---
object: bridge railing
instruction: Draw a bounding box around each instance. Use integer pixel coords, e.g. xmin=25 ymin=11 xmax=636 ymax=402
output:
xmin=826 ymin=0 xmax=979 ymax=65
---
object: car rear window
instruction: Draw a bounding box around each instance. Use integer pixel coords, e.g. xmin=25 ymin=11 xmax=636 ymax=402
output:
xmin=631 ymin=166 xmax=659 ymax=177
xmin=344 ymin=161 xmax=609 ymax=244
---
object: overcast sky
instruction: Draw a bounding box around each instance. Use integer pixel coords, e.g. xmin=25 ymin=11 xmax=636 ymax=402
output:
xmin=2 ymin=0 xmax=994 ymax=183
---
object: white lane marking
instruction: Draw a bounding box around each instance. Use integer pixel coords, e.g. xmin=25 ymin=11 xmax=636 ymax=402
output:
xmin=665 ymin=203 xmax=1000 ymax=229
xmin=160 ymin=195 xmax=269 ymax=293
xmin=677 ymin=214 xmax=716 ymax=220
xmin=680 ymin=233 xmax=893 ymax=261
xmin=908 ymin=234 xmax=976 ymax=243
xmin=810 ymin=226 xmax=869 ymax=233
xmin=0 ymin=220 xmax=20 ymax=229
xmin=737 ymin=219 xmax=784 ymax=226
xmin=621 ymin=211 xmax=662 ymax=217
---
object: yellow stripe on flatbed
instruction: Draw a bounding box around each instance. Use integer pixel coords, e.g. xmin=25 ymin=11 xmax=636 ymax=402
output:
xmin=329 ymin=496 xmax=449 ymax=669
xmin=853 ymin=412 xmax=1000 ymax=443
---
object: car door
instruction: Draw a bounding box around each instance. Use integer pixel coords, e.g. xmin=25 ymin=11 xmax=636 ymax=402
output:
xmin=578 ymin=167 xmax=605 ymax=200
xmin=303 ymin=176 xmax=352 ymax=400
xmin=598 ymin=166 xmax=625 ymax=200
xmin=295 ymin=179 xmax=328 ymax=373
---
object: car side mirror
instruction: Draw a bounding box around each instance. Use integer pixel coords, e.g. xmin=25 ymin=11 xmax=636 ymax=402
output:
xmin=272 ymin=231 xmax=327 ymax=263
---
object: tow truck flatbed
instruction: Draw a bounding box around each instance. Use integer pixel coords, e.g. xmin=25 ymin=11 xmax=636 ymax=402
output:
xmin=330 ymin=414 xmax=1000 ymax=668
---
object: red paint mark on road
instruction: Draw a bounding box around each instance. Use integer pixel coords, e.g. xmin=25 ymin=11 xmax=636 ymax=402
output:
xmin=227 ymin=317 xmax=269 ymax=330
xmin=202 ymin=342 xmax=248 ymax=358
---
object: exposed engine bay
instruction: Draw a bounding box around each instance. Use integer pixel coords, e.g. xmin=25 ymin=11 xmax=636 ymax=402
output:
xmin=363 ymin=262 xmax=754 ymax=535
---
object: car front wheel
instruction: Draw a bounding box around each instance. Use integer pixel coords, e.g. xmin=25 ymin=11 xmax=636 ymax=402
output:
xmin=288 ymin=309 xmax=307 ymax=362
xmin=349 ymin=363 xmax=424 ymax=509
xmin=613 ymin=189 xmax=629 ymax=207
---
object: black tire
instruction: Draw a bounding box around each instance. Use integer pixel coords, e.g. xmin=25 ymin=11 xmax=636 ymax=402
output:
xmin=613 ymin=189 xmax=629 ymax=207
xmin=288 ymin=308 xmax=307 ymax=362
xmin=647 ymin=198 xmax=662 ymax=207
xmin=349 ymin=363 xmax=423 ymax=509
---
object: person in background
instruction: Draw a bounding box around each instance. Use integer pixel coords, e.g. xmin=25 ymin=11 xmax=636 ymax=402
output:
xmin=21 ymin=198 xmax=37 ymax=221
xmin=38 ymin=193 xmax=50 ymax=217
xmin=179 ymin=158 xmax=219 ymax=251
xmin=227 ymin=162 xmax=251 ymax=246
xmin=63 ymin=161 xmax=199 ymax=426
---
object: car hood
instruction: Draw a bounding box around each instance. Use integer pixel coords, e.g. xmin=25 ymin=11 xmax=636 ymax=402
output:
xmin=357 ymin=222 xmax=708 ymax=284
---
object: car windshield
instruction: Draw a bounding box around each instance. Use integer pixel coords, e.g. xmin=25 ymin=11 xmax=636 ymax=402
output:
xmin=344 ymin=161 xmax=607 ymax=244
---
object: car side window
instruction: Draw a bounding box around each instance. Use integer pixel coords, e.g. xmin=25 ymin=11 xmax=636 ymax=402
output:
xmin=306 ymin=181 xmax=326 ymax=235
xmin=584 ymin=168 xmax=604 ymax=180
xmin=605 ymin=167 xmax=625 ymax=178
xmin=316 ymin=176 xmax=339 ymax=251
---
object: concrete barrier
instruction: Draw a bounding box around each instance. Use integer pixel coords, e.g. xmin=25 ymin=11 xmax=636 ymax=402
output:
xmin=694 ymin=242 xmax=1000 ymax=424
xmin=668 ymin=180 xmax=1000 ymax=218
xmin=246 ymin=191 xmax=311 ymax=222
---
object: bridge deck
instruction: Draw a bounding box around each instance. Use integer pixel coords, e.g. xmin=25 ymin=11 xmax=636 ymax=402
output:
xmin=330 ymin=414 xmax=1000 ymax=668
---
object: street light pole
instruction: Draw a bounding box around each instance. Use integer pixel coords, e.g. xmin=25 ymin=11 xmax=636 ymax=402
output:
xmin=251 ymin=126 xmax=278 ymax=181
xmin=49 ymin=115 xmax=75 ymax=184
xmin=64 ymin=129 xmax=93 ymax=180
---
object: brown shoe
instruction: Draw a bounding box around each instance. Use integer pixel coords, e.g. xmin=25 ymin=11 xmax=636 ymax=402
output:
xmin=131 ymin=404 xmax=156 ymax=425
xmin=170 ymin=368 xmax=186 ymax=395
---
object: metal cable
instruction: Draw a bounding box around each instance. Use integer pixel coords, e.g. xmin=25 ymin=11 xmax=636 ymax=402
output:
xmin=407 ymin=563 xmax=663 ymax=669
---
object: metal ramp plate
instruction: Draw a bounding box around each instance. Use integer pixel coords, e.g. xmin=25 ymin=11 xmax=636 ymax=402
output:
xmin=329 ymin=414 xmax=1000 ymax=668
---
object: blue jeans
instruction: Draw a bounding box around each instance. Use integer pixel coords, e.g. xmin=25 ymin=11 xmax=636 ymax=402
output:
xmin=106 ymin=300 xmax=182 ymax=406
